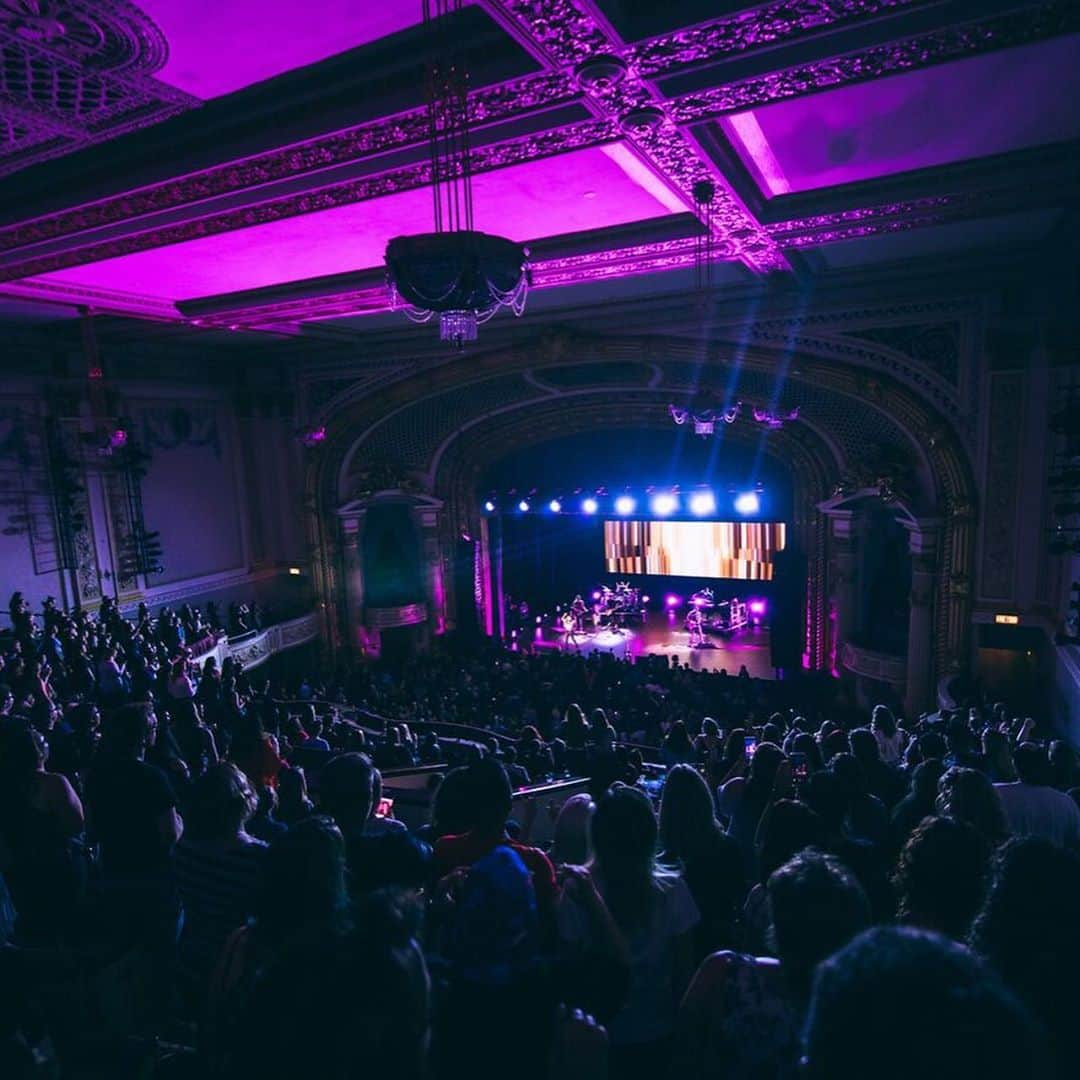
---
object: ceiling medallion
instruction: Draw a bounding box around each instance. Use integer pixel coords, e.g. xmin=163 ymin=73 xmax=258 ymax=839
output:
xmin=384 ymin=0 xmax=529 ymax=349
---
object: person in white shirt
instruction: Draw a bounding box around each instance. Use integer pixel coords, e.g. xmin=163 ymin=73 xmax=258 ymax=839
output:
xmin=994 ymin=743 xmax=1080 ymax=849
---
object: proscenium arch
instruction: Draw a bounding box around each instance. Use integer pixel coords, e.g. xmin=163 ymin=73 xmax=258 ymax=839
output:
xmin=309 ymin=330 xmax=977 ymax=682
xmin=431 ymin=392 xmax=840 ymax=670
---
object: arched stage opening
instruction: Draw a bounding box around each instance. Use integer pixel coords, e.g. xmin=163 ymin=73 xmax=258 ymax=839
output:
xmin=306 ymin=330 xmax=978 ymax=714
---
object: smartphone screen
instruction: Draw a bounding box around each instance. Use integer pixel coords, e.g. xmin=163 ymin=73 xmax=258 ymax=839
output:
xmin=375 ymin=796 xmax=394 ymax=818
xmin=744 ymin=736 xmax=758 ymax=759
xmin=791 ymin=752 xmax=809 ymax=780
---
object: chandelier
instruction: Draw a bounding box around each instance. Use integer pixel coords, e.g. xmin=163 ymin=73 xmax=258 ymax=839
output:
xmin=385 ymin=0 xmax=529 ymax=348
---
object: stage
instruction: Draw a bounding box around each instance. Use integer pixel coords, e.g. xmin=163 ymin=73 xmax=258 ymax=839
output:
xmin=530 ymin=610 xmax=776 ymax=678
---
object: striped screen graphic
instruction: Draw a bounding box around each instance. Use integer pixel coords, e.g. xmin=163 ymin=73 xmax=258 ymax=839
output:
xmin=604 ymin=520 xmax=786 ymax=580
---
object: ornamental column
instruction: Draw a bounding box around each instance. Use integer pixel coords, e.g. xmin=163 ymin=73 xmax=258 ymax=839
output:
xmin=340 ymin=513 xmax=367 ymax=651
xmin=904 ymin=520 xmax=941 ymax=717
xmin=825 ymin=510 xmax=861 ymax=670
xmin=410 ymin=500 xmax=448 ymax=636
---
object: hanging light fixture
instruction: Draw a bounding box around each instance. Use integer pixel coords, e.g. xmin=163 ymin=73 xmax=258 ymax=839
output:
xmin=385 ymin=0 xmax=530 ymax=348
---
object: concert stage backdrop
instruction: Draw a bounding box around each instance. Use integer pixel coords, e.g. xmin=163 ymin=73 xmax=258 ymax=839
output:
xmin=604 ymin=520 xmax=786 ymax=580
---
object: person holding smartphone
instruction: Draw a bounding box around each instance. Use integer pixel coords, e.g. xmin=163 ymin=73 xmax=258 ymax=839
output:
xmin=717 ymin=741 xmax=786 ymax=874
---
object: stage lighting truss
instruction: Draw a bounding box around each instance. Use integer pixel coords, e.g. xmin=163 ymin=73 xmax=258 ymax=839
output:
xmin=669 ymin=401 xmax=800 ymax=435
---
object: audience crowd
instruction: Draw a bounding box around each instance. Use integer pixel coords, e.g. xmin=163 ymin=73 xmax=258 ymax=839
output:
xmin=1 ymin=590 xmax=1079 ymax=1079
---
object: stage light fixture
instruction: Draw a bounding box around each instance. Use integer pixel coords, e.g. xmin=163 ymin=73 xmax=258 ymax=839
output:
xmin=748 ymin=599 xmax=766 ymax=615
xmin=548 ymin=499 xmax=562 ymax=513
xmin=734 ymin=491 xmax=760 ymax=515
xmin=689 ymin=491 xmax=716 ymax=516
xmin=581 ymin=497 xmax=598 ymax=515
xmin=615 ymin=495 xmax=636 ymax=516
xmin=484 ymin=500 xmax=496 ymax=512
xmin=518 ymin=499 xmax=530 ymax=512
xmin=651 ymin=493 xmax=678 ymax=517
xmin=665 ymin=594 xmax=681 ymax=608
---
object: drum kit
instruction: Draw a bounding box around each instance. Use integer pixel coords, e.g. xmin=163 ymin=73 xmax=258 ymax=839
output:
xmin=592 ymin=581 xmax=641 ymax=633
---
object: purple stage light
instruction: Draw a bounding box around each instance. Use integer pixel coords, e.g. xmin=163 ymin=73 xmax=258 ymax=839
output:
xmin=665 ymin=594 xmax=681 ymax=608
xmin=484 ymin=500 xmax=495 ymax=513
xmin=642 ymin=595 xmax=650 ymax=604
xmin=749 ymin=599 xmax=766 ymax=615
xmin=592 ymin=590 xmax=601 ymax=600
xmin=108 ymin=428 xmax=128 ymax=450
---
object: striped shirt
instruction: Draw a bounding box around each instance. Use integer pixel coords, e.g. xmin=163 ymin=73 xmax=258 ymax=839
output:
xmin=175 ymin=836 xmax=267 ymax=985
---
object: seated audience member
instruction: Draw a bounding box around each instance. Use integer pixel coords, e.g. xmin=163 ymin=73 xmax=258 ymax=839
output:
xmin=889 ymin=757 xmax=945 ymax=852
xmin=969 ymin=837 xmax=1080 ymax=1078
xmin=672 ymin=850 xmax=870 ymax=1080
xmin=558 ymin=785 xmax=698 ymax=1079
xmin=433 ymin=758 xmax=556 ymax=919
xmin=803 ymin=927 xmax=1048 ymax=1080
xmin=175 ymin=763 xmax=267 ymax=992
xmin=993 ymin=742 xmax=1080 ymax=848
xmin=320 ymin=752 xmax=430 ymax=894
xmin=0 ymin=724 xmax=85 ymax=943
xmin=892 ymin=815 xmax=989 ymax=939
xmin=364 ymin=765 xmax=408 ymax=836
xmin=936 ymin=765 xmax=1009 ymax=847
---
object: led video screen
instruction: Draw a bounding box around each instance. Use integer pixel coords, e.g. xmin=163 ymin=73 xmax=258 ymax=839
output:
xmin=604 ymin=520 xmax=786 ymax=580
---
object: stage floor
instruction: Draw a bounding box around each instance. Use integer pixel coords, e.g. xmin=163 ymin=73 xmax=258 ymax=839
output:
xmin=535 ymin=610 xmax=776 ymax=678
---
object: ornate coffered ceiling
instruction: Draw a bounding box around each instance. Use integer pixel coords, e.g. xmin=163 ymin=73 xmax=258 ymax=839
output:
xmin=0 ymin=0 xmax=1076 ymax=336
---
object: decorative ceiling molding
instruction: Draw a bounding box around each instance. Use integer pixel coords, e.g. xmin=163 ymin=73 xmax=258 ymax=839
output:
xmin=766 ymin=183 xmax=1076 ymax=247
xmin=484 ymin=0 xmax=787 ymax=271
xmin=627 ymin=0 xmax=922 ymax=77
xmin=669 ymin=1 xmax=1079 ymax=123
xmin=0 ymin=69 xmax=579 ymax=252
xmin=0 ymin=0 xmax=198 ymax=177
xmin=0 ymin=118 xmax=618 ymax=281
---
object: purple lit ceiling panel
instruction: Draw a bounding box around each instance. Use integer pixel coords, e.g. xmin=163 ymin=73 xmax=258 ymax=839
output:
xmin=30 ymin=146 xmax=679 ymax=301
xmin=722 ymin=38 xmax=1080 ymax=197
xmin=139 ymin=0 xmax=425 ymax=98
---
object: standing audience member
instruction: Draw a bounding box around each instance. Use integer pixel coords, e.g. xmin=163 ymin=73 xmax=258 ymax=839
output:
xmin=803 ymin=927 xmax=1048 ymax=1080
xmin=969 ymin=837 xmax=1080 ymax=1078
xmin=558 ymin=785 xmax=698 ymax=1080
xmin=174 ymin=763 xmax=267 ymax=994
xmin=672 ymin=850 xmax=870 ymax=1080
xmin=993 ymin=742 xmax=1080 ymax=847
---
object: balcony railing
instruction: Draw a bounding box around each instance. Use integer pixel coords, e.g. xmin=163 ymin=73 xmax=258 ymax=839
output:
xmin=840 ymin=641 xmax=906 ymax=686
xmin=191 ymin=611 xmax=320 ymax=671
